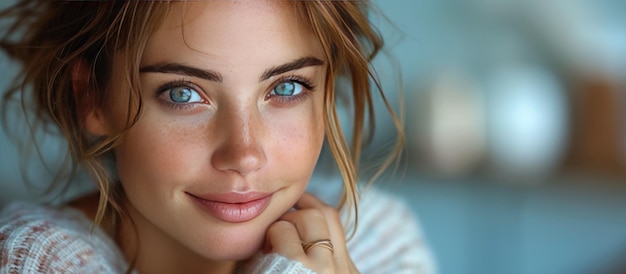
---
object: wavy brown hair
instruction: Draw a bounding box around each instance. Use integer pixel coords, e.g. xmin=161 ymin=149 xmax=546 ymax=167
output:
xmin=1 ymin=0 xmax=403 ymax=235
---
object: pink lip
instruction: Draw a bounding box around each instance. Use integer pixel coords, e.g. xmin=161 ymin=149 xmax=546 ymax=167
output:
xmin=187 ymin=192 xmax=272 ymax=223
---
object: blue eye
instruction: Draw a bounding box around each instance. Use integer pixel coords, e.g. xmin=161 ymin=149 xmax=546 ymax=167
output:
xmin=168 ymin=86 xmax=203 ymax=103
xmin=271 ymin=81 xmax=304 ymax=97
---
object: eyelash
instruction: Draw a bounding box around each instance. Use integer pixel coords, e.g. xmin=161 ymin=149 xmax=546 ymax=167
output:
xmin=156 ymin=79 xmax=205 ymax=111
xmin=155 ymin=75 xmax=316 ymax=110
xmin=267 ymin=75 xmax=316 ymax=105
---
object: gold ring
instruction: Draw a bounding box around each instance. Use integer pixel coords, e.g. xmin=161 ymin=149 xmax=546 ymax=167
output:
xmin=302 ymin=239 xmax=334 ymax=254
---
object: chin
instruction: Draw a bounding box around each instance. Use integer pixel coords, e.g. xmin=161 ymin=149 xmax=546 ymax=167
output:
xmin=192 ymin=224 xmax=268 ymax=261
xmin=192 ymin=240 xmax=263 ymax=262
xmin=219 ymin=246 xmax=262 ymax=261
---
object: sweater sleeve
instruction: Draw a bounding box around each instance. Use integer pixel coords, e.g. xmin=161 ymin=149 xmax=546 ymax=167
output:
xmin=346 ymin=189 xmax=437 ymax=274
xmin=235 ymin=253 xmax=317 ymax=274
xmin=0 ymin=203 xmax=128 ymax=274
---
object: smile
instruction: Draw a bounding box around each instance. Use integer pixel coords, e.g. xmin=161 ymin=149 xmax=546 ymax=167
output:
xmin=187 ymin=191 xmax=273 ymax=223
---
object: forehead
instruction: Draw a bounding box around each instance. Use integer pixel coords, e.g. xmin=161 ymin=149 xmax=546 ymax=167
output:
xmin=141 ymin=1 xmax=322 ymax=74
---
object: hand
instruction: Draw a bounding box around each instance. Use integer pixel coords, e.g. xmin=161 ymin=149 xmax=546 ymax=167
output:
xmin=264 ymin=192 xmax=360 ymax=274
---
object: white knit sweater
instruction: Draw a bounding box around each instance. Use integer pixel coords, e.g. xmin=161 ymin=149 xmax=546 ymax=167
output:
xmin=0 ymin=188 xmax=436 ymax=273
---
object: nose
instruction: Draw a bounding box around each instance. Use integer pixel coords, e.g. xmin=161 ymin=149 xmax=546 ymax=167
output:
xmin=211 ymin=105 xmax=267 ymax=175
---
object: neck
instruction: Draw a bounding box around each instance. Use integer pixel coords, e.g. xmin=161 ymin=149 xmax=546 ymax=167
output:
xmin=118 ymin=202 xmax=237 ymax=274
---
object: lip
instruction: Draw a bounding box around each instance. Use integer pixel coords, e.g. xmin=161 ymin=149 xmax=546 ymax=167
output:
xmin=187 ymin=192 xmax=273 ymax=223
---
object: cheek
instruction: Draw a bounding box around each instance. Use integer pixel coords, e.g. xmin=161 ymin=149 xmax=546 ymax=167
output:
xmin=113 ymin=111 xmax=210 ymax=191
xmin=267 ymin=105 xmax=325 ymax=175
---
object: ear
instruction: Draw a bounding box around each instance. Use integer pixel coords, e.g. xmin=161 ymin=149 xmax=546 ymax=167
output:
xmin=72 ymin=60 xmax=110 ymax=137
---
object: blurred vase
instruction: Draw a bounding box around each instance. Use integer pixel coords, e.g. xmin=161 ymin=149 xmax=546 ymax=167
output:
xmin=412 ymin=70 xmax=487 ymax=177
xmin=485 ymin=64 xmax=569 ymax=179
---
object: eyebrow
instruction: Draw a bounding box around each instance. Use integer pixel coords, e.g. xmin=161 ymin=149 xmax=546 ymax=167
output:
xmin=259 ymin=56 xmax=324 ymax=81
xmin=139 ymin=63 xmax=223 ymax=82
xmin=138 ymin=56 xmax=324 ymax=83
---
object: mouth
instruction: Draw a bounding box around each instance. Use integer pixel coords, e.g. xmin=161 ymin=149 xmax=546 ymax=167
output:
xmin=186 ymin=191 xmax=273 ymax=223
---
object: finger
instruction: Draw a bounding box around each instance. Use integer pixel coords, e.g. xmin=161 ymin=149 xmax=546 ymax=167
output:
xmin=280 ymin=209 xmax=334 ymax=259
xmin=293 ymin=193 xmax=346 ymax=246
xmin=292 ymin=192 xmax=328 ymax=210
xmin=293 ymin=193 xmax=355 ymax=272
xmin=291 ymin=193 xmax=345 ymax=247
xmin=281 ymin=207 xmax=330 ymax=241
xmin=266 ymin=219 xmax=333 ymax=273
xmin=266 ymin=220 xmax=305 ymax=258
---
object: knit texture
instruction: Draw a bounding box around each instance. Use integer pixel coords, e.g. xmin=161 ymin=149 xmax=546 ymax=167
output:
xmin=0 ymin=188 xmax=435 ymax=273
xmin=235 ymin=253 xmax=316 ymax=274
xmin=0 ymin=203 xmax=127 ymax=273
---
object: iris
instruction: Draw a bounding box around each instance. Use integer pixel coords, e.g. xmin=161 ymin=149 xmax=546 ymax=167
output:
xmin=273 ymin=81 xmax=302 ymax=96
xmin=170 ymin=87 xmax=194 ymax=103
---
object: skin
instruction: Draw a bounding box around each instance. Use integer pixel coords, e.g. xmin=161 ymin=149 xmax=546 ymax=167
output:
xmin=82 ymin=1 xmax=358 ymax=273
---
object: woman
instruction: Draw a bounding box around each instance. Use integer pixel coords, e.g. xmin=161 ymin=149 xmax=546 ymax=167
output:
xmin=0 ymin=1 xmax=435 ymax=273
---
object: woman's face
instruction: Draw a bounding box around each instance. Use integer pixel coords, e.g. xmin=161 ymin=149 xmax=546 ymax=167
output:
xmin=101 ymin=1 xmax=326 ymax=260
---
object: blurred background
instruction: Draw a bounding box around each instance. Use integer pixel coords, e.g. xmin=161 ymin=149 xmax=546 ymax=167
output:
xmin=2 ymin=1 xmax=626 ymax=273
xmin=363 ymin=1 xmax=626 ymax=274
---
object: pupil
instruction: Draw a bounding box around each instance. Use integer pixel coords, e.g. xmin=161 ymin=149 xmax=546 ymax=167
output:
xmin=171 ymin=87 xmax=191 ymax=102
xmin=276 ymin=82 xmax=295 ymax=96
